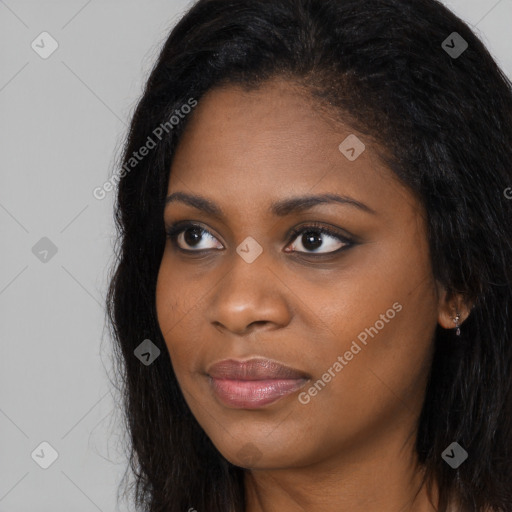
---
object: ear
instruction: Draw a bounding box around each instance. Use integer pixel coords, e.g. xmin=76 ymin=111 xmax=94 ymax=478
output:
xmin=436 ymin=283 xmax=474 ymax=330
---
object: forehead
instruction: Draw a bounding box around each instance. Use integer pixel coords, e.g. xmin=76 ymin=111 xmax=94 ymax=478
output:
xmin=167 ymin=79 xmax=417 ymax=221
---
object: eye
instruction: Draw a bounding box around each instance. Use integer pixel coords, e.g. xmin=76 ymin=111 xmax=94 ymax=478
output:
xmin=165 ymin=222 xmax=223 ymax=251
xmin=165 ymin=221 xmax=354 ymax=255
xmin=285 ymin=222 xmax=352 ymax=255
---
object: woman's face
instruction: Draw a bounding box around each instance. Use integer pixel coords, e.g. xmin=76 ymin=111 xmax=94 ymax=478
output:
xmin=156 ymin=79 xmax=443 ymax=470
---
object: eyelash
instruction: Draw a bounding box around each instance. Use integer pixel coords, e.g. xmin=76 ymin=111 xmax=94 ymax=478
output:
xmin=165 ymin=221 xmax=354 ymax=257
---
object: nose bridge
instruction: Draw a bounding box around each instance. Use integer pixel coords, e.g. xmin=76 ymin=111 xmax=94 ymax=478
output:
xmin=209 ymin=247 xmax=290 ymax=334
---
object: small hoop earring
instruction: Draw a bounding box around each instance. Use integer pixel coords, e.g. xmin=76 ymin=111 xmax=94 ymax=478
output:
xmin=453 ymin=312 xmax=461 ymax=336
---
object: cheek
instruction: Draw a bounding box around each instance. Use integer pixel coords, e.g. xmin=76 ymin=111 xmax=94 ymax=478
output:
xmin=155 ymin=263 xmax=178 ymax=350
xmin=155 ymin=254 xmax=215 ymax=387
xmin=314 ymin=277 xmax=437 ymax=412
xmin=298 ymin=250 xmax=438 ymax=415
xmin=284 ymin=288 xmax=437 ymax=466
xmin=155 ymin=257 xmax=194 ymax=362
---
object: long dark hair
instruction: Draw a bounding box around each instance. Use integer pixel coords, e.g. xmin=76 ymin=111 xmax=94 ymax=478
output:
xmin=106 ymin=0 xmax=512 ymax=510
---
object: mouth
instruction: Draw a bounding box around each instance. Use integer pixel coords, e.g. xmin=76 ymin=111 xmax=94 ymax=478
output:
xmin=206 ymin=358 xmax=310 ymax=409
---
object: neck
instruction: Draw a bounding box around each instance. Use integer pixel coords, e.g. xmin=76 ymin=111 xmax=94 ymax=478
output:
xmin=244 ymin=424 xmax=440 ymax=512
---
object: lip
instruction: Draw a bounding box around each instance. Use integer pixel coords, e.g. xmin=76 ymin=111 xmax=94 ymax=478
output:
xmin=207 ymin=358 xmax=310 ymax=409
xmin=207 ymin=358 xmax=309 ymax=380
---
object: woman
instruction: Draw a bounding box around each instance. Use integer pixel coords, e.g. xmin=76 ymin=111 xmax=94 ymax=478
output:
xmin=106 ymin=0 xmax=512 ymax=510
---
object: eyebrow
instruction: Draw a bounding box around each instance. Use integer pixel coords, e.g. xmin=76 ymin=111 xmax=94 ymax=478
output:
xmin=164 ymin=191 xmax=376 ymax=217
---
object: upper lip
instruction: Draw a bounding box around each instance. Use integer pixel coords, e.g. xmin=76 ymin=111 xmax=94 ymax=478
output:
xmin=207 ymin=358 xmax=310 ymax=380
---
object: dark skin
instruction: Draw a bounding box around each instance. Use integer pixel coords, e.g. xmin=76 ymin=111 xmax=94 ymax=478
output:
xmin=155 ymin=79 xmax=470 ymax=512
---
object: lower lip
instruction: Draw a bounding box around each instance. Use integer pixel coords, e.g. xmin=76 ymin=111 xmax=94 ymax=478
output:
xmin=209 ymin=377 xmax=308 ymax=408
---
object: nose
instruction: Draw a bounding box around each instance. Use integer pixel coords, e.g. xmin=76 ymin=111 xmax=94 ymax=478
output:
xmin=208 ymin=254 xmax=292 ymax=336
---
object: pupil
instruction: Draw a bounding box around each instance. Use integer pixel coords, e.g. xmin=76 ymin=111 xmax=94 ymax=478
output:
xmin=303 ymin=230 xmax=322 ymax=250
xmin=184 ymin=227 xmax=202 ymax=246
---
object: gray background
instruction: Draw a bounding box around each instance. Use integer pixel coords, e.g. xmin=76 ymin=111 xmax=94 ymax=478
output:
xmin=1 ymin=0 xmax=511 ymax=510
